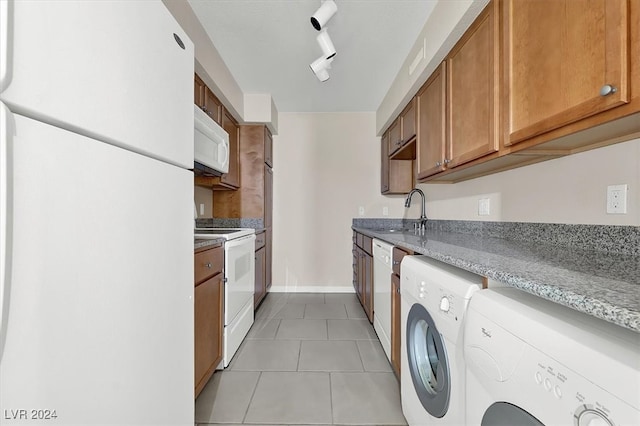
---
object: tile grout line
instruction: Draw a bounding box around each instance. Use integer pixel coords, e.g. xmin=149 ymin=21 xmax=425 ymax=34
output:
xmin=240 ymin=370 xmax=262 ymax=425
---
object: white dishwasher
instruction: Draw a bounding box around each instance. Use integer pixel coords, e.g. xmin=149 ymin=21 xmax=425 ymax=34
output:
xmin=373 ymin=239 xmax=394 ymax=362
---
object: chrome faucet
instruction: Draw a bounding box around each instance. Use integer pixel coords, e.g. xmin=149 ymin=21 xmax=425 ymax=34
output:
xmin=405 ymin=188 xmax=427 ymax=233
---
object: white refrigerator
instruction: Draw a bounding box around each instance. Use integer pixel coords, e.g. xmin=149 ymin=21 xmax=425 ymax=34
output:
xmin=0 ymin=1 xmax=195 ymax=424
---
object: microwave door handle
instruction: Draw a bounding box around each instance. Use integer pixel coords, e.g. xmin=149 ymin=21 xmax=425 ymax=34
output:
xmin=219 ymin=142 xmax=229 ymax=167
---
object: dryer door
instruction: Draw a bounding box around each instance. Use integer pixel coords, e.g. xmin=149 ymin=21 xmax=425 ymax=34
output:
xmin=406 ymin=303 xmax=450 ymax=418
xmin=481 ymin=402 xmax=544 ymax=426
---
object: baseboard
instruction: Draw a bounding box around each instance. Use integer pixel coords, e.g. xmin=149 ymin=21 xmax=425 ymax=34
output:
xmin=268 ymin=285 xmax=355 ymax=293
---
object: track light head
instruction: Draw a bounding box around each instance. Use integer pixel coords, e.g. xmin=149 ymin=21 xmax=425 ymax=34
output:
xmin=310 ymin=0 xmax=337 ymax=31
xmin=310 ymin=56 xmax=333 ymax=82
xmin=316 ymin=30 xmax=336 ymax=59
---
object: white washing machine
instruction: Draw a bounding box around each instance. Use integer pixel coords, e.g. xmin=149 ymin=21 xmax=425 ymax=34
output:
xmin=401 ymin=255 xmax=483 ymax=426
xmin=465 ymin=287 xmax=640 ymax=426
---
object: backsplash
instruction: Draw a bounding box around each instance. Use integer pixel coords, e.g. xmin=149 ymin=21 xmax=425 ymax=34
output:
xmin=352 ymin=218 xmax=640 ymax=256
xmin=196 ymin=217 xmax=264 ymax=229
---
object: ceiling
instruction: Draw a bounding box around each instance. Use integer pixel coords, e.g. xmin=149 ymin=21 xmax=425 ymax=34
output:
xmin=188 ymin=0 xmax=437 ymax=113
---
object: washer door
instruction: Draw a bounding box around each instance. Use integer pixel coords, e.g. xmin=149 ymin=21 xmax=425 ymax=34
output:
xmin=481 ymin=402 xmax=544 ymax=425
xmin=406 ymin=303 xmax=450 ymax=418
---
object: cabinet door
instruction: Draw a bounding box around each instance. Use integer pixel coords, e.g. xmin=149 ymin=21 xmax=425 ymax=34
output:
xmin=381 ymin=132 xmax=390 ymax=193
xmin=388 ymin=119 xmax=402 ymax=155
xmin=352 ymin=242 xmax=359 ymax=294
xmin=401 ymin=98 xmax=417 ymax=143
xmin=264 ymin=127 xmax=273 ymax=168
xmin=391 ymin=273 xmax=401 ymax=379
xmin=194 ymin=274 xmax=223 ymax=398
xmin=417 ymin=62 xmax=447 ymax=180
xmin=505 ymin=0 xmax=630 ymax=145
xmin=364 ymin=252 xmax=374 ymax=323
xmin=264 ymin=165 xmax=273 ymax=228
xmin=203 ymin=87 xmax=223 ymax=126
xmin=220 ymin=109 xmax=240 ymax=188
xmin=194 ymin=74 xmax=205 ymax=108
xmin=265 ymin=227 xmax=272 ymax=291
xmin=254 ymin=246 xmax=266 ymax=307
xmin=446 ymin=3 xmax=499 ymax=168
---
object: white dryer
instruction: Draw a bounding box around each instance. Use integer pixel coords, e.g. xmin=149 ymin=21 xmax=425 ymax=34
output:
xmin=465 ymin=287 xmax=640 ymax=426
xmin=401 ymin=255 xmax=483 ymax=426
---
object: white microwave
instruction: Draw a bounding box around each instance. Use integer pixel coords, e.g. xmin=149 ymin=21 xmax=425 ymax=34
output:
xmin=193 ymin=104 xmax=229 ymax=176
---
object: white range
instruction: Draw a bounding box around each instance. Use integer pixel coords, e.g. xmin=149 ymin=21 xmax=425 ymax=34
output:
xmin=195 ymin=228 xmax=256 ymax=368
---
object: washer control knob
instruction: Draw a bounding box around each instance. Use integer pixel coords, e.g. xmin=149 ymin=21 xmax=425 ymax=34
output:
xmin=577 ymin=410 xmax=612 ymax=426
xmin=439 ymin=297 xmax=450 ymax=312
xmin=544 ymin=378 xmax=552 ymax=391
xmin=534 ymin=372 xmax=542 ymax=384
xmin=553 ymin=385 xmax=562 ymax=399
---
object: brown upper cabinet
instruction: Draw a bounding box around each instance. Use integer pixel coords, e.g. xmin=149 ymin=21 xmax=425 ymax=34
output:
xmin=445 ymin=1 xmax=499 ymax=169
xmin=415 ymin=1 xmax=499 ymax=180
xmin=504 ymin=0 xmax=632 ymax=146
xmin=416 ymin=62 xmax=447 ymax=180
xmin=194 ymin=74 xmax=222 ymax=125
xmin=385 ymin=0 xmax=639 ymax=185
xmin=382 ymin=130 xmax=414 ymax=194
xmin=388 ymin=99 xmax=417 ymax=157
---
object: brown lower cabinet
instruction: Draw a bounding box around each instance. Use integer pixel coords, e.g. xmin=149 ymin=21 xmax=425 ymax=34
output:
xmin=194 ymin=243 xmax=224 ymax=399
xmin=255 ymin=230 xmax=267 ymax=308
xmin=391 ymin=246 xmax=413 ymax=380
xmin=352 ymin=231 xmax=374 ymax=323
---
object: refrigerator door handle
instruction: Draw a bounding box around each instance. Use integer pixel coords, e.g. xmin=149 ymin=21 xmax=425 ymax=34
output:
xmin=0 ymin=101 xmax=13 ymax=362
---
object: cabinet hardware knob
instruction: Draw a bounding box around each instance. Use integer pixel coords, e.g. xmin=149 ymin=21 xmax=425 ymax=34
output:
xmin=600 ymin=84 xmax=617 ymax=96
xmin=393 ymin=260 xmax=400 ymax=265
xmin=435 ymin=161 xmax=442 ymax=167
xmin=205 ymin=262 xmax=212 ymax=268
xmin=443 ymin=158 xmax=451 ymax=164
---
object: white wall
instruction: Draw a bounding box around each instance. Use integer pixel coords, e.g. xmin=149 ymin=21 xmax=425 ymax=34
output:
xmin=271 ymin=112 xmax=404 ymax=292
xmin=273 ymin=113 xmax=639 ymax=292
xmin=414 ymin=138 xmax=640 ymax=225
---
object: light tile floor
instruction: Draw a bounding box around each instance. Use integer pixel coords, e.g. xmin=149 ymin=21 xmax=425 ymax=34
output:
xmin=195 ymin=292 xmax=407 ymax=426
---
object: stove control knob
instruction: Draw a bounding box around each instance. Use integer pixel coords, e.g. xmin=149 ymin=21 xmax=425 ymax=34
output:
xmin=439 ymin=296 xmax=450 ymax=312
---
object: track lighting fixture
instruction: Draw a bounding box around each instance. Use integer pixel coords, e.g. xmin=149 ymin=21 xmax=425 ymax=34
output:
xmin=310 ymin=0 xmax=337 ymax=31
xmin=310 ymin=56 xmax=333 ymax=82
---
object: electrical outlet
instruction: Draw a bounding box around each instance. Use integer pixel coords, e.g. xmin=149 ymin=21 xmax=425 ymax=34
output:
xmin=607 ymin=184 xmax=628 ymax=214
xmin=382 ymin=206 xmax=389 ymax=216
xmin=478 ymin=198 xmax=490 ymax=216
xmin=199 ymin=204 xmax=205 ymax=215
xmin=358 ymin=206 xmax=365 ymax=216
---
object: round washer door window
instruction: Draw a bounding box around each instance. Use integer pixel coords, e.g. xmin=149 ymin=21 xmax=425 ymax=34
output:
xmin=406 ymin=303 xmax=450 ymax=418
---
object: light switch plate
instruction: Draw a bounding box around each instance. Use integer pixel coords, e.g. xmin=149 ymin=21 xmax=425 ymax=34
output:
xmin=607 ymin=184 xmax=628 ymax=214
xmin=478 ymin=198 xmax=490 ymax=216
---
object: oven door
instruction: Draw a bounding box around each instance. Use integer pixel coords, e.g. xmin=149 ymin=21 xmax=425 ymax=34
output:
xmin=224 ymin=234 xmax=256 ymax=325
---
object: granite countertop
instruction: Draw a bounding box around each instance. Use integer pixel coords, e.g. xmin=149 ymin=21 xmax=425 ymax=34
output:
xmin=353 ymin=221 xmax=640 ymax=332
xmin=194 ymin=238 xmax=225 ymax=250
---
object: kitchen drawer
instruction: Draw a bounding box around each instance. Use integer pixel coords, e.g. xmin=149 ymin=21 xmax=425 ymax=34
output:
xmin=195 ymin=245 xmax=223 ymax=285
xmin=392 ymin=246 xmax=412 ymax=276
xmin=255 ymin=231 xmax=266 ymax=251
